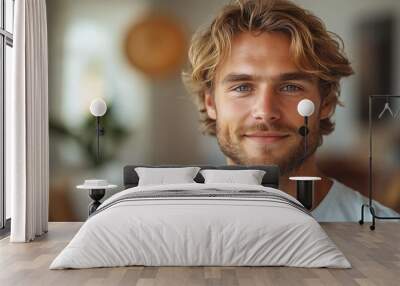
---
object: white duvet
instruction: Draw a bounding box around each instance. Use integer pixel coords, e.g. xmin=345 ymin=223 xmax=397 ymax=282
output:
xmin=50 ymin=183 xmax=351 ymax=269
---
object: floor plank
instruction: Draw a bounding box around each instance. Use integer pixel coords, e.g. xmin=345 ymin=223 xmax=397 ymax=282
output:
xmin=0 ymin=222 xmax=399 ymax=286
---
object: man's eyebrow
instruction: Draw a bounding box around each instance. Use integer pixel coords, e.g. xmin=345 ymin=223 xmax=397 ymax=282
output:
xmin=220 ymin=72 xmax=316 ymax=84
xmin=221 ymin=73 xmax=256 ymax=84
xmin=278 ymin=72 xmax=315 ymax=83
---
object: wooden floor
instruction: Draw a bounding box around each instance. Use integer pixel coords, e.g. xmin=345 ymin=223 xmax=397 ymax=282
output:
xmin=0 ymin=222 xmax=399 ymax=286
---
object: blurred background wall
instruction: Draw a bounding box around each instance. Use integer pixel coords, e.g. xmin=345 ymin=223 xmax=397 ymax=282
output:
xmin=46 ymin=0 xmax=400 ymax=221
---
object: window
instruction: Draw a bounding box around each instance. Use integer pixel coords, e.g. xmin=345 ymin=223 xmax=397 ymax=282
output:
xmin=0 ymin=0 xmax=14 ymax=233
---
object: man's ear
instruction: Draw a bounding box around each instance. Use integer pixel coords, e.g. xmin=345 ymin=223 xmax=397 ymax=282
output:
xmin=204 ymin=91 xmax=217 ymax=120
xmin=320 ymin=97 xmax=335 ymax=120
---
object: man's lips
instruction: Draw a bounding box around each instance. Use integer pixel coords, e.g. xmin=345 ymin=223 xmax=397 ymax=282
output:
xmin=243 ymin=132 xmax=290 ymax=143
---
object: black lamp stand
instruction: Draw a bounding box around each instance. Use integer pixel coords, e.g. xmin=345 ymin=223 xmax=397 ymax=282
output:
xmin=88 ymin=189 xmax=106 ymax=216
xmin=298 ymin=116 xmax=309 ymax=155
xmin=359 ymin=95 xmax=400 ymax=230
xmin=296 ymin=180 xmax=314 ymax=210
xmin=89 ymin=117 xmax=105 ymax=215
xmin=95 ymin=116 xmax=105 ymax=163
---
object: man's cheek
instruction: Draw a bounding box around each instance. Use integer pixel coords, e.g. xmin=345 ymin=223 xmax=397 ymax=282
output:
xmin=216 ymin=103 xmax=241 ymax=125
xmin=219 ymin=100 xmax=246 ymax=118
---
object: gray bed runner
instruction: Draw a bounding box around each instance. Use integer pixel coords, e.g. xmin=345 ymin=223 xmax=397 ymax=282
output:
xmin=91 ymin=189 xmax=310 ymax=217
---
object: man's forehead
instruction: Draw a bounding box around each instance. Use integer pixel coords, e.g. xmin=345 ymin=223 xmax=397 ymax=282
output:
xmin=231 ymin=31 xmax=291 ymax=51
xmin=220 ymin=71 xmax=317 ymax=84
xmin=214 ymin=32 xmax=315 ymax=84
xmin=228 ymin=31 xmax=293 ymax=62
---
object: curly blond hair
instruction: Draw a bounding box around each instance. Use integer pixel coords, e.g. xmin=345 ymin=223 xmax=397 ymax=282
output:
xmin=182 ymin=0 xmax=354 ymax=136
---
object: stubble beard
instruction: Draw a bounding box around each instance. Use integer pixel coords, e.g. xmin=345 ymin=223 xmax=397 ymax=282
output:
xmin=215 ymin=121 xmax=320 ymax=175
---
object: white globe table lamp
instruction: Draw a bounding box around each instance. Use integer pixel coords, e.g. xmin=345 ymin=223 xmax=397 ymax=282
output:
xmin=90 ymin=98 xmax=107 ymax=117
xmin=297 ymin=98 xmax=315 ymax=117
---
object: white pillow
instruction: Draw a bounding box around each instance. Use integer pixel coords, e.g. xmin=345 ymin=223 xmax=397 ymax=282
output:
xmin=200 ymin=169 xmax=266 ymax=185
xmin=135 ymin=167 xmax=201 ymax=186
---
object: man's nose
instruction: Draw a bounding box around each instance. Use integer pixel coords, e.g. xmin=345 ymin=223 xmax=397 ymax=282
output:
xmin=251 ymin=88 xmax=281 ymax=122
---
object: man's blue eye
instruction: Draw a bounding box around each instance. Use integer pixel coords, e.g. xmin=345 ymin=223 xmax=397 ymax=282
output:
xmin=234 ymin=85 xmax=252 ymax=92
xmin=281 ymin=85 xmax=301 ymax=92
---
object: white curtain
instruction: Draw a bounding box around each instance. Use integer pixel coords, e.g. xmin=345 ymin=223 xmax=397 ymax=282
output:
xmin=7 ymin=0 xmax=49 ymax=242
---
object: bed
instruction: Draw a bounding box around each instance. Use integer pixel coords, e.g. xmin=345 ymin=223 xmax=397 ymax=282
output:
xmin=50 ymin=165 xmax=350 ymax=269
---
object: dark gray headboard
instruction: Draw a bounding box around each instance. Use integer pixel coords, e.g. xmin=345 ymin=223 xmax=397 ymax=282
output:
xmin=123 ymin=165 xmax=280 ymax=189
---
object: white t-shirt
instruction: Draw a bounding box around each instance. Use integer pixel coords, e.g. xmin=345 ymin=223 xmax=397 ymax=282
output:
xmin=311 ymin=179 xmax=399 ymax=222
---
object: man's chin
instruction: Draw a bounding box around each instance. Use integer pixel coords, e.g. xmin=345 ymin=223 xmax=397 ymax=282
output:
xmin=238 ymin=153 xmax=280 ymax=166
xmin=242 ymin=143 xmax=284 ymax=158
xmin=237 ymin=147 xmax=306 ymax=174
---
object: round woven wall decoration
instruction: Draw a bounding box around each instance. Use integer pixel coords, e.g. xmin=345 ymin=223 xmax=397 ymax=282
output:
xmin=124 ymin=13 xmax=187 ymax=78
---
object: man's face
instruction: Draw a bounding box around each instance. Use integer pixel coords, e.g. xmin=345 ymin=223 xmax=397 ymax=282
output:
xmin=205 ymin=32 xmax=333 ymax=174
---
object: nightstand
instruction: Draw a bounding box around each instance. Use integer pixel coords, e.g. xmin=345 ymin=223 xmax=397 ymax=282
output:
xmin=77 ymin=179 xmax=117 ymax=216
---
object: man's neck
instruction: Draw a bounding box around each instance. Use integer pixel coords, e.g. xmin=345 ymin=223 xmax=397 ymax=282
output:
xmin=226 ymin=155 xmax=333 ymax=209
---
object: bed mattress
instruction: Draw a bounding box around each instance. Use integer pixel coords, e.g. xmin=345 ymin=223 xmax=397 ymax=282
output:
xmin=50 ymin=183 xmax=350 ymax=269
